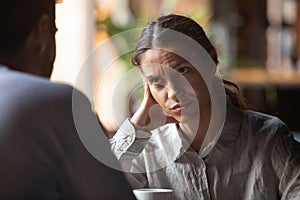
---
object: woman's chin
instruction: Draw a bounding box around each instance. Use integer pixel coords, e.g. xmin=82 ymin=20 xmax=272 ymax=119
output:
xmin=166 ymin=116 xmax=180 ymax=124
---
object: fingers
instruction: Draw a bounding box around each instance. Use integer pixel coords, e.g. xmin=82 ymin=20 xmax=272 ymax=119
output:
xmin=143 ymin=82 xmax=150 ymax=99
xmin=130 ymin=83 xmax=155 ymax=128
xmin=142 ymin=82 xmax=156 ymax=107
xmin=131 ymin=81 xmax=179 ymax=131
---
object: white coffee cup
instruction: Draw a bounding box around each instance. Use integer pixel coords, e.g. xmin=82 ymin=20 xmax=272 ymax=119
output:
xmin=133 ymin=188 xmax=173 ymax=200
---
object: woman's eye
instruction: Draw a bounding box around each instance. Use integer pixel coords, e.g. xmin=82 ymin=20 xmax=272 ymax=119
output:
xmin=149 ymin=77 xmax=164 ymax=87
xmin=150 ymin=77 xmax=160 ymax=83
xmin=177 ymin=67 xmax=190 ymax=75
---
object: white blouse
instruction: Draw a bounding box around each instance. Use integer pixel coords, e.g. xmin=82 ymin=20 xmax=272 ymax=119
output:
xmin=110 ymin=101 xmax=300 ymax=200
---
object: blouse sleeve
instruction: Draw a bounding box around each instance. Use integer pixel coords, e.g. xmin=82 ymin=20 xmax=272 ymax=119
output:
xmin=110 ymin=118 xmax=152 ymax=188
xmin=271 ymin=125 xmax=300 ymax=199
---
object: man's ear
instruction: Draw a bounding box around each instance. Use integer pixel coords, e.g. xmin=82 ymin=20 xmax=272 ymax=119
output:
xmin=32 ymin=14 xmax=50 ymax=54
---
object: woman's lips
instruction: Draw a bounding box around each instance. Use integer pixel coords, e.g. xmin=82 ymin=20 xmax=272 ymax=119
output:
xmin=170 ymin=100 xmax=193 ymax=114
xmin=170 ymin=103 xmax=182 ymax=114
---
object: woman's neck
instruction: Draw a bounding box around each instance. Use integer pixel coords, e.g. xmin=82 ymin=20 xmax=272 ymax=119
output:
xmin=179 ymin=105 xmax=211 ymax=153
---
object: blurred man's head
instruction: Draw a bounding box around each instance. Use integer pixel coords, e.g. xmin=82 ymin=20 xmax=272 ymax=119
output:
xmin=0 ymin=0 xmax=59 ymax=77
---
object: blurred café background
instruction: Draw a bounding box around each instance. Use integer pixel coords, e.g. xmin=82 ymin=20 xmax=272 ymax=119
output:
xmin=51 ymin=0 xmax=300 ymax=139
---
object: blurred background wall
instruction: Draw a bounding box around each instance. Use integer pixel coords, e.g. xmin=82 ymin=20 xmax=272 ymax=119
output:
xmin=51 ymin=0 xmax=300 ymax=138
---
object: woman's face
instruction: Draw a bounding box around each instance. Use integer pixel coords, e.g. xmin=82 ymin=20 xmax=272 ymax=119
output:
xmin=140 ymin=49 xmax=211 ymax=123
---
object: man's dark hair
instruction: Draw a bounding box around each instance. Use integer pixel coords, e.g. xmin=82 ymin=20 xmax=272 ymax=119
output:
xmin=0 ymin=0 xmax=57 ymax=54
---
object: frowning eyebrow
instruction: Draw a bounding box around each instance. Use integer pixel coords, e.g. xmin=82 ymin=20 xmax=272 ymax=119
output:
xmin=144 ymin=75 xmax=160 ymax=81
xmin=148 ymin=59 xmax=190 ymax=70
xmin=171 ymin=60 xmax=191 ymax=70
xmin=140 ymin=59 xmax=190 ymax=78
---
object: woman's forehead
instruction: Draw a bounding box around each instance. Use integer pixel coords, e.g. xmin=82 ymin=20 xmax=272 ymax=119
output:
xmin=141 ymin=49 xmax=188 ymax=67
xmin=140 ymin=49 xmax=193 ymax=77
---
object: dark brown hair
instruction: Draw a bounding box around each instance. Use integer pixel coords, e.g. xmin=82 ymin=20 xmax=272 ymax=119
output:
xmin=132 ymin=14 xmax=247 ymax=109
xmin=0 ymin=0 xmax=57 ymax=55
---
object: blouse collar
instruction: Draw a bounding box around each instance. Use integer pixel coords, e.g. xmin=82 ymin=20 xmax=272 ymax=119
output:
xmin=149 ymin=99 xmax=243 ymax=165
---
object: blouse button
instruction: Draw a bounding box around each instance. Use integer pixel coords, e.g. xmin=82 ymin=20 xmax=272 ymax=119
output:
xmin=126 ymin=136 xmax=133 ymax=143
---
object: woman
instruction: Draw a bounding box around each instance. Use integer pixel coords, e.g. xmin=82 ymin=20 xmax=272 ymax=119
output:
xmin=110 ymin=14 xmax=300 ymax=200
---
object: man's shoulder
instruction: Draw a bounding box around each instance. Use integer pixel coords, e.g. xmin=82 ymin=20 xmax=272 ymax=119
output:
xmin=0 ymin=69 xmax=74 ymax=100
xmin=0 ymin=69 xmax=84 ymax=115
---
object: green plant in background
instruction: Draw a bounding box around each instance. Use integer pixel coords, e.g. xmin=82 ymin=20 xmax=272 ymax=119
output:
xmin=96 ymin=16 xmax=146 ymax=70
xmin=95 ymin=0 xmax=214 ymax=70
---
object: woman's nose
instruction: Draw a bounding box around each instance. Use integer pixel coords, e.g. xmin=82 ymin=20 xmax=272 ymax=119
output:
xmin=167 ymin=89 xmax=177 ymax=100
xmin=166 ymin=83 xmax=181 ymax=101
